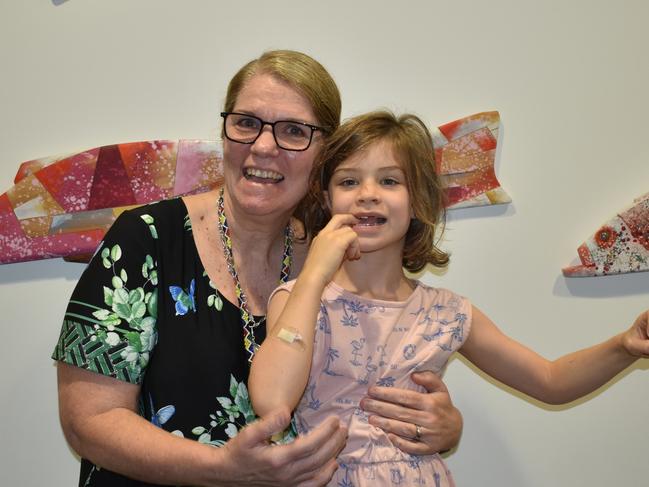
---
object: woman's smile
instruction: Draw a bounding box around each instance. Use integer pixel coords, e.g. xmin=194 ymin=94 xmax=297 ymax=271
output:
xmin=243 ymin=167 xmax=285 ymax=183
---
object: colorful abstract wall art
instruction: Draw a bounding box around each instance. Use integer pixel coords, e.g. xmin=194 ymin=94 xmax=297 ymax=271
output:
xmin=0 ymin=112 xmax=509 ymax=265
xmin=1 ymin=141 xmax=223 ymax=264
xmin=433 ymin=111 xmax=511 ymax=209
xmin=563 ymin=192 xmax=649 ymax=277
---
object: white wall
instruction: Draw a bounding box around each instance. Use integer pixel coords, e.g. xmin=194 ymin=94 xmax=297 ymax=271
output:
xmin=1 ymin=1 xmax=647 ymax=486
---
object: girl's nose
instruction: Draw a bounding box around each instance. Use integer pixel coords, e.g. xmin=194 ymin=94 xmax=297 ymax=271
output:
xmin=251 ymin=126 xmax=280 ymax=157
xmin=358 ymin=181 xmax=380 ymax=203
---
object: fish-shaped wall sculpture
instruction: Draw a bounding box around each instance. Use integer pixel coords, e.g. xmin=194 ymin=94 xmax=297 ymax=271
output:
xmin=562 ymin=192 xmax=649 ymax=277
xmin=0 ymin=111 xmax=509 ymax=265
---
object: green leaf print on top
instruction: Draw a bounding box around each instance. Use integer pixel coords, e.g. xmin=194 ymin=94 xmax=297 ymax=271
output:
xmin=141 ymin=214 xmax=158 ymax=239
xmin=179 ymin=375 xmax=296 ymax=447
xmin=204 ymin=271 xmax=224 ymax=311
xmin=53 ymin=239 xmax=160 ymax=384
xmin=178 ymin=375 xmax=258 ymax=447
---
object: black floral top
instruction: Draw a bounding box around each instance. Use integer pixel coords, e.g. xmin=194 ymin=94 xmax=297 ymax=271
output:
xmin=53 ymin=198 xmax=264 ymax=487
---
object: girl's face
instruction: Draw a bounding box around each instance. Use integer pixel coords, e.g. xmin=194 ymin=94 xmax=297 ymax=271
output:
xmin=222 ymin=73 xmax=323 ymax=219
xmin=325 ymin=139 xmax=413 ymax=254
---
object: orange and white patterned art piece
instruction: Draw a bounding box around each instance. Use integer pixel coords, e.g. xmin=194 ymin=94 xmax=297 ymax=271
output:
xmin=0 ymin=112 xmax=510 ymax=265
xmin=563 ymin=192 xmax=649 ymax=277
xmin=433 ymin=111 xmax=511 ymax=209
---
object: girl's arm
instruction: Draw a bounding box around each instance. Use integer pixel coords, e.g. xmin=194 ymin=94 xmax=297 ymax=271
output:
xmin=460 ymin=307 xmax=649 ymax=405
xmin=249 ymin=214 xmax=360 ymax=416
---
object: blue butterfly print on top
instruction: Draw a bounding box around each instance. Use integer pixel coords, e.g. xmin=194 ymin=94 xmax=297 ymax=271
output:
xmin=148 ymin=394 xmax=176 ymax=428
xmin=169 ymin=279 xmax=196 ymax=316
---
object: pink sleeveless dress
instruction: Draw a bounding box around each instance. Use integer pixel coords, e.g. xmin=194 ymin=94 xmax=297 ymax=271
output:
xmin=272 ymin=280 xmax=472 ymax=487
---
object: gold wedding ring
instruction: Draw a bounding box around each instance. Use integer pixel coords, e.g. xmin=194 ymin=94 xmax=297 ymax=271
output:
xmin=414 ymin=423 xmax=422 ymax=441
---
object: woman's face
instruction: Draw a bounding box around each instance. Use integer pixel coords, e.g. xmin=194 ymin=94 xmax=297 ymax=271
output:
xmin=222 ymin=73 xmax=323 ymax=219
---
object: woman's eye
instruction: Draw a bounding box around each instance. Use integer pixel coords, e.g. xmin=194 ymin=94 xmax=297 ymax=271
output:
xmin=235 ymin=117 xmax=260 ymax=129
xmin=281 ymin=123 xmax=308 ymax=139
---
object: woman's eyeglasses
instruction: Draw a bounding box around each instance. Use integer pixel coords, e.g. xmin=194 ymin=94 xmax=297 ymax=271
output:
xmin=221 ymin=112 xmax=327 ymax=151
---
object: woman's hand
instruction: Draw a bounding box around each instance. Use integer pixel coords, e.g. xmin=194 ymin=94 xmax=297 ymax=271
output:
xmin=359 ymin=371 xmax=462 ymax=455
xmin=621 ymin=310 xmax=649 ymax=358
xmin=216 ymin=408 xmax=347 ymax=486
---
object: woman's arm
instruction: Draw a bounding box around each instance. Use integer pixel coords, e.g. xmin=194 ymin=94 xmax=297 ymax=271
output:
xmin=58 ymin=363 xmax=346 ymax=486
xmin=460 ymin=306 xmax=649 ymax=405
xmin=58 ymin=363 xmax=220 ymax=485
xmin=249 ymin=214 xmax=360 ymax=416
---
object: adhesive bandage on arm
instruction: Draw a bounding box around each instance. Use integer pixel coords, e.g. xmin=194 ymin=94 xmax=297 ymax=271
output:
xmin=275 ymin=326 xmax=305 ymax=350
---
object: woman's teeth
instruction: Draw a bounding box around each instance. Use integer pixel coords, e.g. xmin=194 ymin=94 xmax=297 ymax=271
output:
xmin=244 ymin=168 xmax=284 ymax=181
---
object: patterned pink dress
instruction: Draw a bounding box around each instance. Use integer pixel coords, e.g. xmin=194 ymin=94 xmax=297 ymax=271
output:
xmin=272 ymin=280 xmax=472 ymax=487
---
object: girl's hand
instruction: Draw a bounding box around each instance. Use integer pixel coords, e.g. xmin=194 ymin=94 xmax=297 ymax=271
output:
xmin=621 ymin=310 xmax=649 ymax=358
xmin=302 ymin=214 xmax=360 ymax=285
xmin=359 ymin=371 xmax=462 ymax=455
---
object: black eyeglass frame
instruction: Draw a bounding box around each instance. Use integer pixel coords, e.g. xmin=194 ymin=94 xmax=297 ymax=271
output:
xmin=220 ymin=112 xmax=328 ymax=152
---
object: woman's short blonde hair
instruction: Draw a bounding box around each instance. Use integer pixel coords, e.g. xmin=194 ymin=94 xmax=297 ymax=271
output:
xmin=304 ymin=110 xmax=449 ymax=273
xmin=223 ymin=50 xmax=341 ymax=133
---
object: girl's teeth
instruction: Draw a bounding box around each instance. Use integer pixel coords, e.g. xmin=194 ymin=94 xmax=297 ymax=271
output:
xmin=357 ymin=216 xmax=386 ymax=225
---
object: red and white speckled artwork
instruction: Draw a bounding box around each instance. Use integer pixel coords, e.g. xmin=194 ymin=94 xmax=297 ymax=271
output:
xmin=563 ymin=193 xmax=649 ymax=277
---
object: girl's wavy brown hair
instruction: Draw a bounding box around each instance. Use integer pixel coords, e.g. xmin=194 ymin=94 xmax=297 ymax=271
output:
xmin=303 ymin=110 xmax=449 ymax=273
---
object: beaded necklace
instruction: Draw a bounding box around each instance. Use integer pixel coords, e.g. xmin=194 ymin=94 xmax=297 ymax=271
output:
xmin=216 ymin=188 xmax=293 ymax=362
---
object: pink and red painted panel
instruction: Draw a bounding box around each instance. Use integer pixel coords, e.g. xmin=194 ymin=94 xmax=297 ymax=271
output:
xmin=0 ymin=112 xmax=507 ymax=265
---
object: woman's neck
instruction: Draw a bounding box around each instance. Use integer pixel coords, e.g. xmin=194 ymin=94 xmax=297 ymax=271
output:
xmin=222 ymin=191 xmax=292 ymax=260
xmin=332 ymin=248 xmax=415 ymax=302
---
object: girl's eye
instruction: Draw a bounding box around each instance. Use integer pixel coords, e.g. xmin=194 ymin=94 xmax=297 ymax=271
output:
xmin=339 ymin=179 xmax=357 ymax=187
xmin=381 ymin=177 xmax=399 ymax=186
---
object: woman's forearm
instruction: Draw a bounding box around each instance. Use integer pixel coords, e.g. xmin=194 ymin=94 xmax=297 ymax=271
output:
xmin=65 ymin=406 xmax=227 ymax=486
xmin=58 ymin=363 xmax=230 ymax=486
xmin=63 ymin=393 xmax=346 ymax=486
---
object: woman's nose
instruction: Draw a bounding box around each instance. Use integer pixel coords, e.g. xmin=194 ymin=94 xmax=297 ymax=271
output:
xmin=251 ymin=126 xmax=280 ymax=156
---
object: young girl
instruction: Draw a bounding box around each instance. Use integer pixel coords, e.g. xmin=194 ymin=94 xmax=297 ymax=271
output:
xmin=248 ymin=111 xmax=649 ymax=486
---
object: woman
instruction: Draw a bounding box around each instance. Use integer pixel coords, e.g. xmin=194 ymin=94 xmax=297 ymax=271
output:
xmin=54 ymin=50 xmax=462 ymax=486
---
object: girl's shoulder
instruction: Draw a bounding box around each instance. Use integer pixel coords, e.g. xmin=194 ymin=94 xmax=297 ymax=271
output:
xmin=269 ymin=278 xmax=298 ymax=300
xmin=415 ymin=281 xmax=472 ymax=311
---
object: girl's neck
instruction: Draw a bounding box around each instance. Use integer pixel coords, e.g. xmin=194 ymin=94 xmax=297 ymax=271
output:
xmin=332 ymin=248 xmax=415 ymax=302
